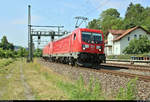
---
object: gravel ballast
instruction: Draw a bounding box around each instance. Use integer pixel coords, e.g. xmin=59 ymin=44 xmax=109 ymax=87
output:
xmin=39 ymin=59 xmax=150 ymax=100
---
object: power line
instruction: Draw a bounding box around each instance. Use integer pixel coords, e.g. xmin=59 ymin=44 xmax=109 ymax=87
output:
xmin=83 ymin=0 xmax=110 ymax=17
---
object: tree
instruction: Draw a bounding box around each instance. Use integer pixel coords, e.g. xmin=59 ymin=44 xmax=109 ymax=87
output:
xmin=124 ymin=3 xmax=144 ymax=29
xmin=34 ymin=48 xmax=42 ymax=57
xmin=141 ymin=7 xmax=150 ymax=32
xmin=17 ymin=47 xmax=28 ymax=57
xmin=0 ymin=36 xmax=14 ymax=50
xmin=123 ymin=35 xmax=150 ymax=54
xmin=87 ymin=19 xmax=101 ymax=30
xmin=99 ymin=8 xmax=123 ymax=36
xmin=100 ymin=8 xmax=120 ymax=20
xmin=0 ymin=48 xmax=5 ymax=58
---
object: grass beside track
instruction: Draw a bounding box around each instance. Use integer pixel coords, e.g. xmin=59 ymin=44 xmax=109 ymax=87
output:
xmin=23 ymin=59 xmax=69 ymax=100
xmin=0 ymin=58 xmax=69 ymax=100
xmin=0 ymin=58 xmax=138 ymax=100
xmin=0 ymin=59 xmax=25 ymax=100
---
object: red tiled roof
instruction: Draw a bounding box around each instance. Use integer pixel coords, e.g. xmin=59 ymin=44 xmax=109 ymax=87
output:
xmin=108 ymin=30 xmax=127 ymax=35
xmin=113 ymin=26 xmax=150 ymax=41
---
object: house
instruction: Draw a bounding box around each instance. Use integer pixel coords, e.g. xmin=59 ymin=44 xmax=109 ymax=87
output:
xmin=105 ymin=26 xmax=150 ymax=55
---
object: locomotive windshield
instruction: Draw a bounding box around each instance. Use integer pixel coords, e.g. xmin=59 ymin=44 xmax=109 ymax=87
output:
xmin=82 ymin=32 xmax=102 ymax=44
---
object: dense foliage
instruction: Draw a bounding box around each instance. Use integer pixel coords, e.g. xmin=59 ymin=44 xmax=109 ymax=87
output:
xmin=123 ymin=35 xmax=150 ymax=54
xmin=87 ymin=3 xmax=150 ymax=38
xmin=0 ymin=36 xmax=14 ymax=50
xmin=34 ymin=48 xmax=42 ymax=57
xmin=0 ymin=36 xmax=42 ymax=58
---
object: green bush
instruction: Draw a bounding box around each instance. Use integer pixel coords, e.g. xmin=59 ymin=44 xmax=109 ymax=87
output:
xmin=123 ymin=35 xmax=150 ymax=54
xmin=34 ymin=48 xmax=42 ymax=57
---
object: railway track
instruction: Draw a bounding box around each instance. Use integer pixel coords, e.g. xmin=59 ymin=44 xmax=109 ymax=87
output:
xmin=101 ymin=63 xmax=150 ymax=72
xmin=76 ymin=66 xmax=150 ymax=82
xmin=40 ymin=59 xmax=150 ymax=82
xmin=95 ymin=69 xmax=150 ymax=82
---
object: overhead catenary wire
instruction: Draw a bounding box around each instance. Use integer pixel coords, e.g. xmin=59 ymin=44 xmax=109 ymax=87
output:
xmin=83 ymin=0 xmax=110 ymax=18
xmin=73 ymin=0 xmax=110 ymax=28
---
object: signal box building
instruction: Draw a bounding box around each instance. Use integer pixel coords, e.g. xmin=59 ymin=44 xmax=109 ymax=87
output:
xmin=105 ymin=26 xmax=150 ymax=55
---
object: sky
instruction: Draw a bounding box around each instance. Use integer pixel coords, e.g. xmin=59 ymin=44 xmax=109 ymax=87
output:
xmin=0 ymin=0 xmax=150 ymax=48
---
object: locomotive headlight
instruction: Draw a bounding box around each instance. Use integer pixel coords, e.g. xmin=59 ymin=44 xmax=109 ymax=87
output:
xmin=96 ymin=46 xmax=102 ymax=51
xmin=83 ymin=47 xmax=86 ymax=50
xmin=99 ymin=49 xmax=102 ymax=51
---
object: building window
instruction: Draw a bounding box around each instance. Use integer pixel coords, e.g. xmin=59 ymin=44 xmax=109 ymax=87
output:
xmin=134 ymin=34 xmax=137 ymax=38
xmin=128 ymin=37 xmax=130 ymax=41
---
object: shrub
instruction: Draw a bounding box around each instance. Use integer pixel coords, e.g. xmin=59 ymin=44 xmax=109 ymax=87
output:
xmin=123 ymin=35 xmax=150 ymax=54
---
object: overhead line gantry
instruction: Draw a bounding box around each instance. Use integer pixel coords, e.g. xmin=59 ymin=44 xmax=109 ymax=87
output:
xmin=27 ymin=5 xmax=65 ymax=62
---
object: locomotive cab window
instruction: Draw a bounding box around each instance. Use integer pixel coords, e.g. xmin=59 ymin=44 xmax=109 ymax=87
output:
xmin=82 ymin=32 xmax=102 ymax=44
xmin=74 ymin=33 xmax=76 ymax=40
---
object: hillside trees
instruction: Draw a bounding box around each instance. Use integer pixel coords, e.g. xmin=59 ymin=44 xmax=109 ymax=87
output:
xmin=124 ymin=3 xmax=145 ymax=29
xmin=141 ymin=7 xmax=150 ymax=31
xmin=87 ymin=3 xmax=150 ymax=37
xmin=88 ymin=8 xmax=124 ymax=37
xmin=100 ymin=8 xmax=123 ymax=34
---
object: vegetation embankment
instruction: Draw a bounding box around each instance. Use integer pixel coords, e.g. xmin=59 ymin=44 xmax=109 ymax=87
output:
xmin=0 ymin=58 xmax=139 ymax=100
xmin=23 ymin=59 xmax=138 ymax=100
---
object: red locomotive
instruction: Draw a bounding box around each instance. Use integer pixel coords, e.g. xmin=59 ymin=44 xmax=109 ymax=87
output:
xmin=42 ymin=28 xmax=106 ymax=68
